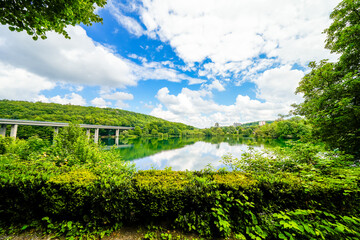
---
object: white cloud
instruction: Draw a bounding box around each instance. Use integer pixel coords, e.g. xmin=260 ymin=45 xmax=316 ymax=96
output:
xmin=0 ymin=25 xmax=137 ymax=88
xmin=35 ymin=93 xmax=87 ymax=106
xmin=97 ymin=88 xmax=134 ymax=108
xmin=58 ymin=82 xmax=84 ymax=92
xmin=0 ymin=62 xmax=55 ymax=100
xmin=253 ymin=65 xmax=304 ymax=104
xmin=0 ymin=24 xmax=203 ymax=91
xmin=205 ymin=79 xmax=225 ymax=92
xmin=135 ymin=0 xmax=339 ymax=74
xmin=135 ymin=61 xmax=205 ymax=84
xmin=151 ymin=87 xmax=290 ymax=128
xmin=107 ymin=1 xmax=145 ymax=37
xmin=91 ymin=97 xmax=112 ymax=108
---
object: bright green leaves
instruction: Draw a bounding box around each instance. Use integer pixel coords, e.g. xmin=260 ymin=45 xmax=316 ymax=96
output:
xmin=270 ymin=209 xmax=360 ymax=240
xmin=293 ymin=0 xmax=360 ymax=156
xmin=324 ymin=0 xmax=360 ymax=55
xmin=0 ymin=0 xmax=107 ymax=40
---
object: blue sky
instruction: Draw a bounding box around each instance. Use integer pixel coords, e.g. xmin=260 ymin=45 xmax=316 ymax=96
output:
xmin=0 ymin=0 xmax=339 ymax=128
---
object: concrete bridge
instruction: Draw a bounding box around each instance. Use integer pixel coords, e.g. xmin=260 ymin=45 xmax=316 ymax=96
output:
xmin=0 ymin=119 xmax=134 ymax=145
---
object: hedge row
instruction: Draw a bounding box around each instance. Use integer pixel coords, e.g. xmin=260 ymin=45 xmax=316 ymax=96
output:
xmin=1 ymin=166 xmax=359 ymax=239
xmin=1 ymin=129 xmax=359 ymax=239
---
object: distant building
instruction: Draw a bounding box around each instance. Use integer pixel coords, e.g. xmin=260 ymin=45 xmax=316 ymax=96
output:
xmin=233 ymin=123 xmax=242 ymax=127
xmin=259 ymin=121 xmax=266 ymax=126
xmin=214 ymin=122 xmax=220 ymax=127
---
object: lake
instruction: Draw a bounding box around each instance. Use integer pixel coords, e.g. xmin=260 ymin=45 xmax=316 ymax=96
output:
xmin=101 ymin=136 xmax=285 ymax=171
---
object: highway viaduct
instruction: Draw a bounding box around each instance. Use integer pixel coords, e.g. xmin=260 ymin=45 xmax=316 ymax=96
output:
xmin=0 ymin=119 xmax=134 ymax=145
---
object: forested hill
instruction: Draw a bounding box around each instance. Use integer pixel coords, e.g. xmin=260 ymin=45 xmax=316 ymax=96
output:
xmin=0 ymin=100 xmax=193 ymax=130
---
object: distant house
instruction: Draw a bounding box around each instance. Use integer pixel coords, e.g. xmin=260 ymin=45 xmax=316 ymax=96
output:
xmin=259 ymin=121 xmax=266 ymax=126
xmin=233 ymin=123 xmax=242 ymax=127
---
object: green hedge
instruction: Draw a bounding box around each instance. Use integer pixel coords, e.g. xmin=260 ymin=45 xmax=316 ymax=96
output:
xmin=1 ymin=166 xmax=359 ymax=239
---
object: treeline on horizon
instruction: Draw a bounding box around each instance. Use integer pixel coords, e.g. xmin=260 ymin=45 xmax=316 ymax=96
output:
xmin=0 ymin=99 xmax=313 ymax=141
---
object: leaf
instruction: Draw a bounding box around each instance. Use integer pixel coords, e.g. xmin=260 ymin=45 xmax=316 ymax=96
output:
xmin=278 ymin=233 xmax=287 ymax=239
xmin=21 ymin=225 xmax=28 ymax=231
xmin=67 ymin=221 xmax=72 ymax=229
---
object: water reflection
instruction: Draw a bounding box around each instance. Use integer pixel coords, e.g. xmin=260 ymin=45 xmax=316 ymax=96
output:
xmin=134 ymin=141 xmax=252 ymax=171
xmin=101 ymin=137 xmax=285 ymax=171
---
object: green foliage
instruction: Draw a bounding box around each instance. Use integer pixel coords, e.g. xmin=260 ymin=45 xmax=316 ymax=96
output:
xmin=324 ymin=0 xmax=360 ymax=71
xmin=254 ymin=117 xmax=312 ymax=140
xmin=268 ymin=209 xmax=360 ymax=240
xmin=0 ymin=0 xmax=106 ymax=40
xmin=293 ymin=0 xmax=360 ymax=156
xmin=50 ymin=124 xmax=104 ymax=165
xmin=134 ymin=126 xmax=143 ymax=136
xmin=294 ymin=60 xmax=360 ymax=156
xmin=202 ymin=125 xmax=258 ymax=137
xmin=223 ymin=142 xmax=356 ymax=174
xmin=41 ymin=216 xmax=121 ymax=239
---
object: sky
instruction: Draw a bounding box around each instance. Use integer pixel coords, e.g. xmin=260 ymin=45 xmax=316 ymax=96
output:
xmin=0 ymin=0 xmax=340 ymax=128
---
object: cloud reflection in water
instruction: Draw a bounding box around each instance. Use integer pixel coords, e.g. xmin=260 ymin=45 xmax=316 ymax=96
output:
xmin=133 ymin=141 xmax=261 ymax=171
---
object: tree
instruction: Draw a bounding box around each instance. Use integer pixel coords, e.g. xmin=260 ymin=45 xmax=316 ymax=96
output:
xmin=0 ymin=0 xmax=106 ymax=40
xmin=293 ymin=0 xmax=360 ymax=156
xmin=134 ymin=126 xmax=142 ymax=136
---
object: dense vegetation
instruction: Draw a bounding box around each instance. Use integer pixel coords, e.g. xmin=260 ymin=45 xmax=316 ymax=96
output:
xmin=0 ymin=100 xmax=194 ymax=139
xmin=254 ymin=117 xmax=312 ymax=140
xmin=0 ymin=125 xmax=359 ymax=239
xmin=292 ymin=0 xmax=360 ymax=156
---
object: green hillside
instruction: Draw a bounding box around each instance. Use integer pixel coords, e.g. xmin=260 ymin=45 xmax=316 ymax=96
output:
xmin=0 ymin=100 xmax=194 ymax=138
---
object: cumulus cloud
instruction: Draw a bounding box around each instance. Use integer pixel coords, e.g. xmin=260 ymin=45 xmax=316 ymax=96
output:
xmin=150 ymin=87 xmax=290 ymax=128
xmin=253 ymin=65 xmax=304 ymax=104
xmin=0 ymin=62 xmax=55 ymax=100
xmin=35 ymin=93 xmax=87 ymax=106
xmin=91 ymin=97 xmax=112 ymax=108
xmin=205 ymin=80 xmax=225 ymax=92
xmin=100 ymin=90 xmax=134 ymax=108
xmin=0 ymin=25 xmax=136 ymax=88
xmin=0 ymin=24 xmax=204 ymax=93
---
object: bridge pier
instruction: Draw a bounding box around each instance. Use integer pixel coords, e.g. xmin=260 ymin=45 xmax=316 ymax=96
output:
xmin=115 ymin=129 xmax=119 ymax=146
xmin=86 ymin=129 xmax=91 ymax=139
xmin=54 ymin=127 xmax=59 ymax=135
xmin=94 ymin=128 xmax=99 ymax=143
xmin=10 ymin=124 xmax=18 ymax=138
xmin=0 ymin=124 xmax=6 ymax=137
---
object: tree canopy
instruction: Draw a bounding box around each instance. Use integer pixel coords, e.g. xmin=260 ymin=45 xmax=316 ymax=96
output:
xmin=293 ymin=0 xmax=360 ymax=156
xmin=0 ymin=0 xmax=106 ymax=40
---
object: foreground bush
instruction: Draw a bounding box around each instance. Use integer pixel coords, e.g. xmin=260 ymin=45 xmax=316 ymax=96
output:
xmin=0 ymin=127 xmax=359 ymax=239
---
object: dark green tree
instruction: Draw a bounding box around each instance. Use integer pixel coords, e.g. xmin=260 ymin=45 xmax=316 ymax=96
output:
xmin=0 ymin=0 xmax=106 ymax=40
xmin=293 ymin=0 xmax=360 ymax=155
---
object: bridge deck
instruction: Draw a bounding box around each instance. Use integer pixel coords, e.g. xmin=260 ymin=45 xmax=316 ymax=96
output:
xmin=0 ymin=119 xmax=134 ymax=130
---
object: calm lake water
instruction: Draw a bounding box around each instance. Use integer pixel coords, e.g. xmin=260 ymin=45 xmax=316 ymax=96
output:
xmin=101 ymin=137 xmax=285 ymax=171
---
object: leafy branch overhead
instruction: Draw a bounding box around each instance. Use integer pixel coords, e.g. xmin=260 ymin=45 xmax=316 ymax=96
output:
xmin=0 ymin=0 xmax=107 ymax=40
